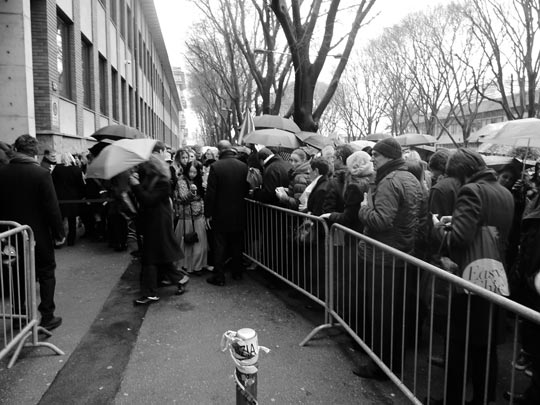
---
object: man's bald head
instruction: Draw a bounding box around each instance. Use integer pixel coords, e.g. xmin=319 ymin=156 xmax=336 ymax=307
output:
xmin=217 ymin=140 xmax=232 ymax=153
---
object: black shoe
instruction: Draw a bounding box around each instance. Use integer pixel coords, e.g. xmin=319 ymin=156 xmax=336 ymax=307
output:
xmin=503 ymin=390 xmax=528 ymax=402
xmin=133 ymin=296 xmax=160 ymax=305
xmin=176 ymin=284 xmax=186 ymax=295
xmin=207 ymin=276 xmax=225 ymax=287
xmin=430 ymin=355 xmax=445 ymax=368
xmin=39 ymin=316 xmax=62 ymax=331
xmin=352 ymin=362 xmax=389 ymax=380
xmin=232 ymin=272 xmax=243 ymax=281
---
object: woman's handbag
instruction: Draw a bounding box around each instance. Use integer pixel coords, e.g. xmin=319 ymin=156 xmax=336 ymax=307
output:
xmin=294 ymin=219 xmax=315 ymax=244
xmin=421 ymin=230 xmax=459 ymax=330
xmin=183 ymin=204 xmax=199 ymax=245
xmin=461 ymin=225 xmax=510 ymax=296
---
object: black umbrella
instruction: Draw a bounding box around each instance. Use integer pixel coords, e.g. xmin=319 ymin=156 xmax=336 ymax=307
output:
xmin=91 ymin=124 xmax=146 ymax=141
xmin=88 ymin=139 xmax=115 ymax=157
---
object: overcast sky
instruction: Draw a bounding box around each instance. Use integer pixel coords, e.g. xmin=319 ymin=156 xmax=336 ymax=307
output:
xmin=154 ymin=0 xmax=453 ymax=68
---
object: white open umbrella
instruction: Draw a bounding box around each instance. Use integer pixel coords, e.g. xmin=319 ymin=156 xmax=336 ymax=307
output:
xmin=395 ymin=133 xmax=437 ymax=146
xmin=243 ymin=128 xmax=300 ymax=149
xmin=468 ymin=122 xmax=506 ymax=143
xmin=253 ymin=115 xmax=301 ymax=134
xmin=86 ymin=138 xmax=157 ymax=179
xmin=479 ymin=118 xmax=540 ymax=148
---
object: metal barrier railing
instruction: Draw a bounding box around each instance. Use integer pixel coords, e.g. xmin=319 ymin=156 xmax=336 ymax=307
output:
xmin=244 ymin=199 xmax=329 ymax=318
xmin=243 ymin=202 xmax=540 ymax=404
xmin=0 ymin=221 xmax=64 ymax=368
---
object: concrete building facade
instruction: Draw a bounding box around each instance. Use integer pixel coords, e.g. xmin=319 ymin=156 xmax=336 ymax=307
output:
xmin=0 ymin=0 xmax=181 ymax=153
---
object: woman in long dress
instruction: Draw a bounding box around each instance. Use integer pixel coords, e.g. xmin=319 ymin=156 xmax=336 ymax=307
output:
xmin=175 ymin=161 xmax=208 ymax=275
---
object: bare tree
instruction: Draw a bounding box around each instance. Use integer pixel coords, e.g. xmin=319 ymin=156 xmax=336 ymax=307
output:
xmin=270 ymin=0 xmax=377 ymax=131
xmin=463 ymin=0 xmax=540 ymax=119
xmin=327 ymin=54 xmax=387 ymax=141
xmin=429 ymin=4 xmax=492 ymax=144
xmin=185 ymin=16 xmax=253 ymax=144
xmin=222 ymin=0 xmax=293 ymax=115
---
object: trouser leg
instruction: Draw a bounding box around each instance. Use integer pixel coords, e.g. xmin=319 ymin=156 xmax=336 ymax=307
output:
xmin=67 ymin=216 xmax=77 ymax=245
xmin=37 ymin=264 xmax=56 ymax=320
xmin=212 ymin=232 xmax=227 ymax=281
xmin=141 ymin=264 xmax=158 ymax=297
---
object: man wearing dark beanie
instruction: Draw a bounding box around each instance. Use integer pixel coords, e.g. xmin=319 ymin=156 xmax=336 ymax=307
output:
xmin=372 ymin=137 xmax=403 ymax=160
xmin=354 ymin=136 xmax=423 ymax=380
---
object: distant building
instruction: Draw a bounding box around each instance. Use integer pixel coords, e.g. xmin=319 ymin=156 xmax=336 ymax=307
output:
xmin=414 ymin=91 xmax=539 ymax=148
xmin=0 ymin=0 xmax=182 ymax=153
xmin=173 ymin=66 xmax=188 ymax=144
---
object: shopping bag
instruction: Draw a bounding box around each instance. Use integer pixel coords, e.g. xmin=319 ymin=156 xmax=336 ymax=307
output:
xmin=461 ymin=226 xmax=509 ymax=296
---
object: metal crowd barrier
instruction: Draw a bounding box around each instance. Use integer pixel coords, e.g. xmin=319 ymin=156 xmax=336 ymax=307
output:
xmin=0 ymin=221 xmax=64 ymax=368
xmin=243 ymin=201 xmax=540 ymax=405
xmin=244 ymin=199 xmax=329 ymax=310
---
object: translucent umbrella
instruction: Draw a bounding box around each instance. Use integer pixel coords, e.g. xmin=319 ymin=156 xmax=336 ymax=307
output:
xmin=86 ymin=138 xmax=157 ymax=179
xmin=243 ymin=128 xmax=300 ymax=149
xmin=365 ymin=133 xmax=392 ymax=141
xmin=479 ymin=118 xmax=540 ymax=148
xmin=253 ymin=115 xmax=301 ymax=134
xmin=394 ymin=133 xmax=437 ymax=146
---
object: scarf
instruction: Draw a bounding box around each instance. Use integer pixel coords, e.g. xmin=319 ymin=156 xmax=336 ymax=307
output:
xmin=298 ymin=175 xmax=321 ymax=212
xmin=374 ymin=158 xmax=406 ymax=184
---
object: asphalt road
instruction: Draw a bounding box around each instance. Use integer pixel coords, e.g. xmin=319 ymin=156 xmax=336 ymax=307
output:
xmin=0 ymin=237 xmax=405 ymax=404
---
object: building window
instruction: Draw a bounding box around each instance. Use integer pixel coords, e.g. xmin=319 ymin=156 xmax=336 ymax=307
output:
xmin=99 ymin=55 xmax=107 ymax=115
xmin=110 ymin=0 xmax=117 ymax=25
xmin=121 ymin=78 xmax=127 ymax=124
xmin=81 ymin=37 xmax=93 ymax=108
xmin=126 ymin=6 xmax=133 ymax=50
xmin=111 ymin=68 xmax=119 ymax=120
xmin=56 ymin=14 xmax=73 ymax=100
xmin=119 ymin=0 xmax=126 ymax=38
xmin=129 ymin=86 xmax=135 ymax=126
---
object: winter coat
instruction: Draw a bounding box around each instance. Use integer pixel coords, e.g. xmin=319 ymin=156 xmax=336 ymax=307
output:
xmin=358 ymin=158 xmax=422 ymax=256
xmin=0 ymin=153 xmax=64 ymax=270
xmin=437 ymin=169 xmax=514 ymax=269
xmin=514 ymin=193 xmax=540 ymax=313
xmin=428 ymin=176 xmax=461 ymax=217
xmin=281 ymin=161 xmax=311 ymax=210
xmin=434 ymin=168 xmax=514 ymax=345
xmin=328 ymin=174 xmax=371 ymax=233
xmin=52 ymin=164 xmax=85 ymax=217
xmin=307 ymin=175 xmax=338 ymax=216
xmin=329 ymin=161 xmax=348 ymax=213
xmin=204 ymin=150 xmax=249 ymax=232
xmin=253 ymin=155 xmax=291 ymax=205
xmin=132 ymin=155 xmax=183 ymax=265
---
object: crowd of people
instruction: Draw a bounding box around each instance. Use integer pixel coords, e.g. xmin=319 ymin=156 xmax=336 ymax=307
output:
xmin=1 ymin=133 xmax=540 ymax=404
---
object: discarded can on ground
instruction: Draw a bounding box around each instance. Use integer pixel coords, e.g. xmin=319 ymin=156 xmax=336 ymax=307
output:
xmin=221 ymin=328 xmax=270 ymax=405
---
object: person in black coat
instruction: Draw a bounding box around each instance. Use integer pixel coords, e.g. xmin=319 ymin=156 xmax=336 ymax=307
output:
xmin=431 ymin=149 xmax=514 ymax=405
xmin=0 ymin=135 xmax=65 ymax=331
xmin=130 ymin=141 xmax=186 ymax=305
xmin=252 ymin=147 xmax=291 ymax=205
xmin=204 ymin=141 xmax=249 ymax=286
xmin=52 ymin=152 xmax=85 ymax=246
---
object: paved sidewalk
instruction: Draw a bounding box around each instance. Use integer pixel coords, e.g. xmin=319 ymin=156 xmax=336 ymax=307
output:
xmin=116 ymin=269 xmax=404 ymax=404
xmin=0 ymin=240 xmax=404 ymax=404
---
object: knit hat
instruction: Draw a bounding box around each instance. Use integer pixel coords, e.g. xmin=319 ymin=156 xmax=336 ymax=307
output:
xmin=346 ymin=151 xmax=374 ymax=177
xmin=372 ymin=137 xmax=402 ymax=159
